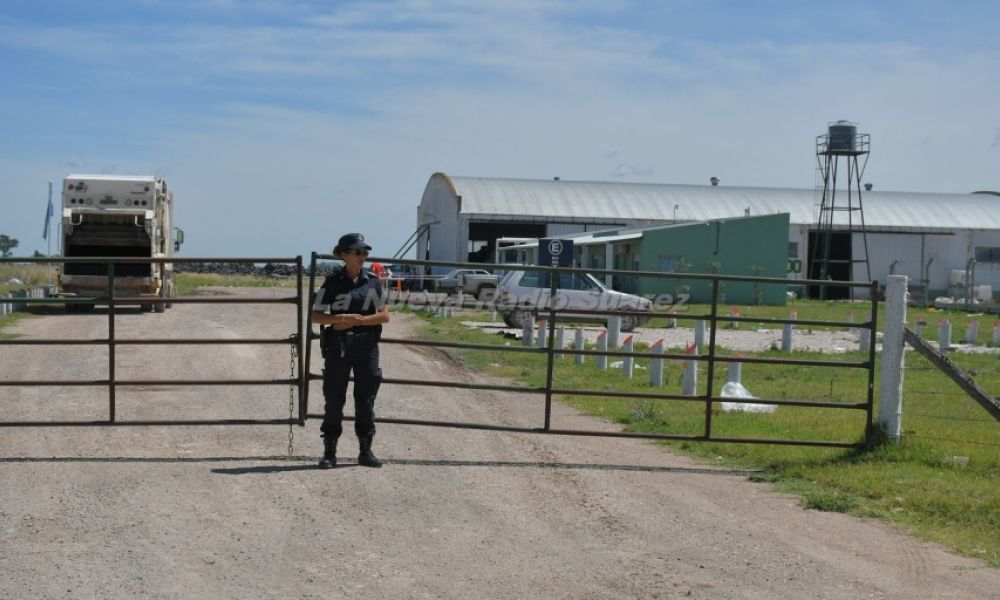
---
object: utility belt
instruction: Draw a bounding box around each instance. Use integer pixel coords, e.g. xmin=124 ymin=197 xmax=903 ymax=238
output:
xmin=320 ymin=326 xmax=381 ymax=357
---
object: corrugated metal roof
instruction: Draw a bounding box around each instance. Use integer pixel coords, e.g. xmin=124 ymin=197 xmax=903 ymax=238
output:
xmin=448 ymin=175 xmax=1000 ymax=230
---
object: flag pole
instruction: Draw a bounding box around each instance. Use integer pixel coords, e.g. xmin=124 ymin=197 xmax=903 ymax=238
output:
xmin=47 ymin=182 xmax=52 ymax=285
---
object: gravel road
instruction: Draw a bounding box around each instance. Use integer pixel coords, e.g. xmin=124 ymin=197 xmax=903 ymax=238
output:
xmin=1 ymin=294 xmax=998 ymax=599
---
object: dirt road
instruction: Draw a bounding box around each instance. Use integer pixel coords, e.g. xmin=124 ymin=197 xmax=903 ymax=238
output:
xmin=2 ymin=297 xmax=998 ymax=599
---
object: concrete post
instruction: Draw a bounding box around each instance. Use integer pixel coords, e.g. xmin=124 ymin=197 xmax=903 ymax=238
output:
xmin=682 ymin=343 xmax=698 ymax=396
xmin=727 ymin=361 xmax=742 ymax=384
xmin=607 ymin=316 xmax=621 ymax=349
xmin=455 ymin=289 xmax=464 ymax=310
xmin=556 ymin=326 xmax=565 ymax=358
xmin=938 ymin=319 xmax=951 ymax=352
xmin=964 ymin=320 xmax=979 ymax=344
xmin=729 ymin=306 xmax=740 ymax=329
xmin=649 ymin=339 xmax=664 ymax=387
xmin=878 ymin=275 xmax=907 ymax=443
xmin=993 ymin=322 xmax=1000 ymax=346
xmin=596 ymin=330 xmax=608 ymax=371
xmin=522 ymin=317 xmax=534 ymax=347
xmin=859 ymin=327 xmax=871 ymax=353
xmin=782 ymin=309 xmax=796 ymax=352
xmin=914 ymin=319 xmax=927 ymax=337
xmin=694 ymin=319 xmax=705 ymax=353
xmin=667 ymin=312 xmax=677 ymax=328
xmin=622 ymin=335 xmax=634 ymax=379
xmin=537 ymin=319 xmax=548 ymax=349
xmin=574 ymin=327 xmax=585 ymax=365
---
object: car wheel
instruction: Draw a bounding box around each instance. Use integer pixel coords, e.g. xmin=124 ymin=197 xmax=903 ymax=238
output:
xmin=512 ymin=309 xmax=536 ymax=327
xmin=620 ymin=314 xmax=639 ymax=332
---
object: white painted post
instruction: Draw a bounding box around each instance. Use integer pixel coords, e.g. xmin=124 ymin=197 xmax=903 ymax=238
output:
xmin=455 ymin=289 xmax=464 ymax=311
xmin=649 ymin=339 xmax=664 ymax=387
xmin=993 ymin=322 xmax=1000 ymax=346
xmin=727 ymin=361 xmax=742 ymax=384
xmin=694 ymin=319 xmax=705 ymax=353
xmin=782 ymin=309 xmax=796 ymax=352
xmin=537 ymin=319 xmax=548 ymax=349
xmin=556 ymin=326 xmax=565 ymax=358
xmin=729 ymin=306 xmax=740 ymax=329
xmin=964 ymin=320 xmax=979 ymax=344
xmin=607 ymin=316 xmax=621 ymax=350
xmin=859 ymin=326 xmax=871 ymax=353
xmin=878 ymin=275 xmax=907 ymax=443
xmin=682 ymin=343 xmax=698 ymax=396
xmin=596 ymin=330 xmax=608 ymax=371
xmin=914 ymin=319 xmax=927 ymax=337
xmin=622 ymin=335 xmax=634 ymax=379
xmin=522 ymin=317 xmax=534 ymax=347
xmin=938 ymin=318 xmax=951 ymax=352
xmin=667 ymin=312 xmax=677 ymax=328
xmin=574 ymin=327 xmax=585 ymax=365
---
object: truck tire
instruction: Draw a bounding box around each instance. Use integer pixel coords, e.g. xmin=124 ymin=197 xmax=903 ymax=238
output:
xmin=140 ymin=303 xmax=154 ymax=313
xmin=154 ymin=301 xmax=166 ymax=314
xmin=476 ymin=285 xmax=497 ymax=301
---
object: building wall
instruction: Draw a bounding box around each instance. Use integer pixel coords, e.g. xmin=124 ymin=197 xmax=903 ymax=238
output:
xmin=637 ymin=214 xmax=789 ymax=305
xmin=416 ymin=174 xmax=461 ymax=273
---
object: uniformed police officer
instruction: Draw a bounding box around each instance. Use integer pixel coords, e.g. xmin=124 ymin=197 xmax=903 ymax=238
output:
xmin=311 ymin=233 xmax=390 ymax=469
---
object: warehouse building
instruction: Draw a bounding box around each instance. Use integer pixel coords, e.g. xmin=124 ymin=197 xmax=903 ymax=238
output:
xmin=414 ymin=172 xmax=1000 ymax=301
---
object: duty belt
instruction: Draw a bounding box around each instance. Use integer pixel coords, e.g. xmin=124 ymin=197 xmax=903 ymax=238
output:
xmin=329 ymin=330 xmax=380 ymax=347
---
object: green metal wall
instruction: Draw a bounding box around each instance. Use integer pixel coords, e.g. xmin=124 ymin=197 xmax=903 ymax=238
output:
xmin=634 ymin=214 xmax=789 ymax=305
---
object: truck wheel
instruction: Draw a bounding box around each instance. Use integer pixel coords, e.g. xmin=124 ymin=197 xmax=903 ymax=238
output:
xmin=476 ymin=285 xmax=497 ymax=302
xmin=154 ymin=302 xmax=166 ymax=314
xmin=140 ymin=303 xmax=153 ymax=313
xmin=66 ymin=303 xmax=79 ymax=314
xmin=620 ymin=314 xmax=639 ymax=332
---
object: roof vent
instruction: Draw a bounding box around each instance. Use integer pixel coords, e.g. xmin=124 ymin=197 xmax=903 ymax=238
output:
xmin=864 ymin=183 xmax=873 ymax=191
xmin=710 ymin=176 xmax=720 ymax=186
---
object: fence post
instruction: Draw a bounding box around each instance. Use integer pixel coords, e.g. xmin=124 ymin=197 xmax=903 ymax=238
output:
xmin=596 ymin=330 xmax=608 ymax=371
xmin=649 ymin=339 xmax=664 ymax=386
xmin=694 ymin=319 xmax=705 ymax=353
xmin=682 ymin=342 xmax=698 ymax=396
xmin=993 ymin=322 xmax=1000 ymax=346
xmin=537 ymin=319 xmax=548 ymax=349
xmin=522 ymin=316 xmax=534 ymax=347
xmin=727 ymin=361 xmax=742 ymax=384
xmin=964 ymin=319 xmax=979 ymax=344
xmin=607 ymin=316 xmax=621 ymax=349
xmin=574 ymin=327 xmax=585 ymax=365
xmin=622 ymin=335 xmax=634 ymax=379
xmin=938 ymin=318 xmax=951 ymax=352
xmin=555 ymin=326 xmax=565 ymax=358
xmin=878 ymin=274 xmax=907 ymax=443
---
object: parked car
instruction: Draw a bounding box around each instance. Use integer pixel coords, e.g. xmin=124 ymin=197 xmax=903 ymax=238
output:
xmin=496 ymin=270 xmax=653 ymax=331
xmin=435 ymin=269 xmax=500 ymax=299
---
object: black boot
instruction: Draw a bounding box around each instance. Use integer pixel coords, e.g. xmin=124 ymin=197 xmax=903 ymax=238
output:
xmin=318 ymin=435 xmax=337 ymax=469
xmin=357 ymin=436 xmax=382 ymax=468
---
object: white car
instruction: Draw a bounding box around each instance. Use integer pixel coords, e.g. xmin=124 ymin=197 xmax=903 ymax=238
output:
xmin=496 ymin=270 xmax=653 ymax=332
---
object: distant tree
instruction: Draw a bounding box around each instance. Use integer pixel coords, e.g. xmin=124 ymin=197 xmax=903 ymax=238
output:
xmin=33 ymin=250 xmax=45 ymax=258
xmin=0 ymin=234 xmax=19 ymax=257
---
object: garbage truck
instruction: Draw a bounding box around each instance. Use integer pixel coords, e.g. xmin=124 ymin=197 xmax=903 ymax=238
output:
xmin=59 ymin=174 xmax=184 ymax=312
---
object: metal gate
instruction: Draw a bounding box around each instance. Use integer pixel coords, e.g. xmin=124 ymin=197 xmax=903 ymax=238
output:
xmin=304 ymin=254 xmax=878 ymax=448
xmin=0 ymin=256 xmax=304 ymax=427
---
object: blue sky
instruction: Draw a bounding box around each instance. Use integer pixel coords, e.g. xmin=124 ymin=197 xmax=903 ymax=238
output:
xmin=2 ymin=0 xmax=999 ymax=257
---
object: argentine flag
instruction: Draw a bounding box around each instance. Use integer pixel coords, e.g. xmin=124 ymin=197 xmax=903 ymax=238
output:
xmin=42 ymin=197 xmax=54 ymax=240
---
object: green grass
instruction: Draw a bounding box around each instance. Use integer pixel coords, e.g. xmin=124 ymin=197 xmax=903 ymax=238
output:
xmin=0 ymin=264 xmax=54 ymax=294
xmin=172 ymin=272 xmax=298 ymax=296
xmin=409 ymin=302 xmax=1000 ymax=567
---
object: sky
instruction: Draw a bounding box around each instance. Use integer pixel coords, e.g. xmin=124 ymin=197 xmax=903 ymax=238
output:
xmin=2 ymin=0 xmax=999 ymax=258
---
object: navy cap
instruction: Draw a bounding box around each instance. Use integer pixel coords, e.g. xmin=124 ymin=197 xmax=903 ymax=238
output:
xmin=334 ymin=232 xmax=372 ymax=256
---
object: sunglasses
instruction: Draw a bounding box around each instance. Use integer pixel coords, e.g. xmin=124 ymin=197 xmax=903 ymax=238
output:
xmin=342 ymin=249 xmax=369 ymax=257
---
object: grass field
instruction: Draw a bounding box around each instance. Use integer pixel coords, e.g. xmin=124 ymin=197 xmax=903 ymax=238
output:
xmin=408 ymin=304 xmax=1000 ymax=567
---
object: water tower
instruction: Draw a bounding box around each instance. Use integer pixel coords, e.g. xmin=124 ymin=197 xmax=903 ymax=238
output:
xmin=809 ymin=120 xmax=872 ymax=299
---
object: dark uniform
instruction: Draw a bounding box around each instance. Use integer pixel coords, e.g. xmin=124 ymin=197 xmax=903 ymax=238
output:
xmin=314 ymin=267 xmax=385 ymax=445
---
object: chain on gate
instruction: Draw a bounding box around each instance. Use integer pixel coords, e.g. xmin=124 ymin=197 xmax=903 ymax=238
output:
xmin=288 ymin=334 xmax=298 ymax=456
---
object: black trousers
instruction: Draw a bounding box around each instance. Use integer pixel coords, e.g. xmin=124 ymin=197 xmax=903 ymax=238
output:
xmin=321 ymin=342 xmax=381 ymax=440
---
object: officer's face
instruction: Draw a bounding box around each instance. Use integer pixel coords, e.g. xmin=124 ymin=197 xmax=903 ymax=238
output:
xmin=341 ymin=249 xmax=369 ymax=265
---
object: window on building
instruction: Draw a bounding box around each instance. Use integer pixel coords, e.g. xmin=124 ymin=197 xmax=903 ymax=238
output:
xmin=975 ymin=247 xmax=1000 ymax=263
xmin=788 ymin=242 xmax=799 ymax=258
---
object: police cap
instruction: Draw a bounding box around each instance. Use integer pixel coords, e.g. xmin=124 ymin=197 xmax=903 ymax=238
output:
xmin=334 ymin=232 xmax=372 ymax=256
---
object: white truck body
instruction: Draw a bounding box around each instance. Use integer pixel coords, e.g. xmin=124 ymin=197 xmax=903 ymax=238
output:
xmin=59 ymin=174 xmax=182 ymax=311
